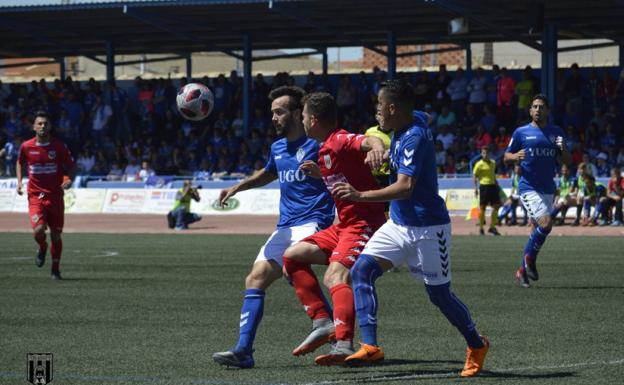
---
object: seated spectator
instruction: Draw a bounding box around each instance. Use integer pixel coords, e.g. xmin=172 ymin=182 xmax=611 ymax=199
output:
xmin=580 ymin=174 xmax=608 ymax=226
xmin=76 ymin=149 xmax=95 ymax=174
xmin=437 ymin=105 xmax=456 ymax=129
xmin=494 ymin=126 xmax=511 ymax=154
xmin=212 ymin=157 xmax=231 ymax=179
xmin=193 ymin=159 xmax=213 ymax=180
xmin=230 ymin=109 xmax=245 ymax=138
xmin=455 ymin=155 xmax=470 ymax=175
xmin=596 ymin=153 xmax=610 ymax=177
xmin=616 ymin=148 xmax=624 ymax=167
xmin=230 ymin=154 xmax=254 ymax=178
xmin=459 ymin=103 xmax=479 ymax=137
xmin=578 ymin=153 xmax=598 ymax=177
xmin=436 ymin=124 xmax=455 ymax=150
xmin=90 ymin=160 xmax=109 ymax=177
xmin=106 ymin=161 xmax=124 ymax=181
xmin=606 ymin=166 xmax=624 ymax=226
xmin=124 ymin=159 xmax=141 ymax=181
xmin=138 ymin=160 xmax=156 ymax=182
xmin=434 ymin=140 xmax=446 ymax=171
xmin=472 ymin=124 xmax=493 ymax=151
xmin=479 ymin=104 xmax=497 ymax=135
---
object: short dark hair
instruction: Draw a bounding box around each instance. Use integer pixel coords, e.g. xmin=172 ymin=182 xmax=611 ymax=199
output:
xmin=302 ymin=92 xmax=337 ymax=125
xmin=34 ymin=110 xmax=50 ymax=121
xmin=379 ymin=79 xmax=415 ymax=111
xmin=531 ymin=94 xmax=550 ymax=108
xmin=268 ymin=86 xmax=306 ymax=111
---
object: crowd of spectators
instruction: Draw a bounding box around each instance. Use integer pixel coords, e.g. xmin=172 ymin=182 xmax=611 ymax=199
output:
xmin=1 ymin=62 xmax=624 ymax=182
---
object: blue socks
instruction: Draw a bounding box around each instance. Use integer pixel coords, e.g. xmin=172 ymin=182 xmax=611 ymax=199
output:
xmin=235 ymin=288 xmax=265 ymax=353
xmin=350 ymin=254 xmax=384 ymax=346
xmin=498 ymin=204 xmax=511 ymax=222
xmin=425 ymin=283 xmax=483 ymax=349
xmin=523 ymin=225 xmax=551 ymax=262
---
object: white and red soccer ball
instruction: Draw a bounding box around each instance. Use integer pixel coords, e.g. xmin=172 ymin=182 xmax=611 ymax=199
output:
xmin=176 ymin=82 xmax=214 ymax=121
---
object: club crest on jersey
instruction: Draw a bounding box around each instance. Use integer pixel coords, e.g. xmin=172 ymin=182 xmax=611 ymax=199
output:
xmin=323 ymin=154 xmax=332 ymax=169
xmin=296 ymin=147 xmax=305 ymax=162
xmin=48 ymin=150 xmax=56 ymax=160
xmin=31 ymin=214 xmax=40 ymax=224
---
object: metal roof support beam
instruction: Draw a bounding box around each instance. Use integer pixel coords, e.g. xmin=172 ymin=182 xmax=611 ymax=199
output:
xmin=557 ymin=42 xmax=617 ymax=53
xmin=115 ymin=55 xmax=184 ymax=66
xmin=58 ymin=56 xmax=66 ymax=81
xmin=0 ymin=59 xmax=57 ymax=69
xmin=387 ymin=31 xmax=396 ymax=80
xmin=322 ymin=47 xmax=328 ymax=77
xmin=541 ymin=23 xmax=557 ymax=109
xmin=269 ymin=2 xmax=388 ymax=57
xmin=252 ymin=50 xmax=321 ymax=62
xmin=0 ymin=16 xmax=106 ymax=65
xmin=186 ymin=53 xmax=192 ymax=82
xmin=465 ymin=44 xmax=472 ymax=74
xmin=397 ymin=45 xmax=463 ymax=58
xmin=106 ymin=41 xmax=115 ymax=83
xmin=122 ymin=6 xmax=242 ymax=60
xmin=243 ymin=34 xmax=252 ymax=137
xmin=435 ymin=0 xmax=542 ymax=51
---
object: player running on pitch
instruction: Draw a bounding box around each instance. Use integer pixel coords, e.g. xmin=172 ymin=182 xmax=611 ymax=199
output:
xmin=17 ymin=111 xmax=75 ymax=280
xmin=504 ymin=94 xmax=570 ymax=288
xmin=212 ymin=86 xmax=335 ymax=368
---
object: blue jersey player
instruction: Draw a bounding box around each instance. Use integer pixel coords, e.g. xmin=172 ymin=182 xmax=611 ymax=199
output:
xmin=331 ymin=80 xmax=489 ymax=377
xmin=212 ymin=86 xmax=335 ymax=368
xmin=504 ymin=94 xmax=571 ymax=288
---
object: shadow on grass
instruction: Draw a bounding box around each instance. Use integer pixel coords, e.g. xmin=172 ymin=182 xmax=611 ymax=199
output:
xmin=539 ymin=286 xmax=624 ymax=290
xmin=481 ymin=370 xmax=575 ymax=379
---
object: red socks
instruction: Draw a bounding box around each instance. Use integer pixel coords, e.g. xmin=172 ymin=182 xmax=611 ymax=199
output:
xmin=51 ymin=239 xmax=62 ymax=272
xmin=283 ymin=258 xmax=331 ymax=320
xmin=329 ymin=283 xmax=355 ymax=341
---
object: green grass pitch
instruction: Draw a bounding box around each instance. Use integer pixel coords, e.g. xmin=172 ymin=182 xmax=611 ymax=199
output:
xmin=1 ymin=233 xmax=623 ymax=385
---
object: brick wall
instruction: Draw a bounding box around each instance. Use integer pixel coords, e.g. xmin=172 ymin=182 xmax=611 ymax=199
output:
xmin=363 ymin=44 xmax=465 ymax=70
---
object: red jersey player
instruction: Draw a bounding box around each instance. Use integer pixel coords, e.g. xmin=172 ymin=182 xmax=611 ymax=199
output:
xmin=282 ymin=92 xmax=386 ymax=366
xmin=16 ymin=111 xmax=75 ymax=280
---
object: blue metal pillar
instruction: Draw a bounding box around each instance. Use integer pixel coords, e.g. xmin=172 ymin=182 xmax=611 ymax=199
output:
xmin=243 ymin=34 xmax=252 ymax=136
xmin=106 ymin=41 xmax=115 ymax=82
xmin=465 ymin=44 xmax=472 ymax=75
xmin=541 ymin=24 xmax=557 ymax=108
xmin=58 ymin=56 xmax=66 ymax=81
xmin=322 ymin=47 xmax=328 ymax=77
xmin=620 ymin=45 xmax=624 ymax=68
xmin=387 ymin=31 xmax=396 ymax=79
xmin=186 ymin=53 xmax=192 ymax=82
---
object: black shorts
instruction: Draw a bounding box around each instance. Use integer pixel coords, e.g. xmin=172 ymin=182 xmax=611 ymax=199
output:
xmin=479 ymin=184 xmax=500 ymax=206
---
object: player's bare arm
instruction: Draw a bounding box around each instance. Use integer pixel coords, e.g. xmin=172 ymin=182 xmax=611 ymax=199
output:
xmin=555 ymin=136 xmax=572 ymax=165
xmin=16 ymin=159 xmax=24 ymax=195
xmin=298 ymin=160 xmax=322 ymax=179
xmin=504 ymin=149 xmax=526 ymax=163
xmin=332 ymin=173 xmax=416 ymax=202
xmin=219 ymin=168 xmax=277 ymax=206
xmin=360 ymin=136 xmax=385 ymax=170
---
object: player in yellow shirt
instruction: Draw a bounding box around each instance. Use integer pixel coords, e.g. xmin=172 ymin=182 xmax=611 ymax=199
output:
xmin=473 ymin=146 xmax=501 ymax=235
xmin=365 ymin=124 xmax=392 ymax=216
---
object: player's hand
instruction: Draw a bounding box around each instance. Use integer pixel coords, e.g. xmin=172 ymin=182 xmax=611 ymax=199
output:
xmin=299 ymin=160 xmax=322 ymax=179
xmin=365 ymin=149 xmax=385 ymax=170
xmin=61 ymin=176 xmax=72 ymax=190
xmin=555 ymin=136 xmax=565 ymax=151
xmin=331 ymin=182 xmax=362 ymax=201
xmin=515 ymin=150 xmax=526 ymax=161
xmin=16 ymin=182 xmax=23 ymax=196
xmin=219 ymin=188 xmax=235 ymax=207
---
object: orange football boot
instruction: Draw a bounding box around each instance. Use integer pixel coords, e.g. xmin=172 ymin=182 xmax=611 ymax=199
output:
xmin=460 ymin=336 xmax=489 ymax=377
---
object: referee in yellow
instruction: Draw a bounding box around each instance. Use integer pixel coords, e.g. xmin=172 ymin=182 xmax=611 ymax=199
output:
xmin=473 ymin=146 xmax=501 ymax=235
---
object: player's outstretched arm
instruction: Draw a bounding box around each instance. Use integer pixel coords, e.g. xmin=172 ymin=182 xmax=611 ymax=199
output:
xmin=219 ymin=169 xmax=277 ymax=207
xmin=332 ymin=173 xmax=416 ymax=202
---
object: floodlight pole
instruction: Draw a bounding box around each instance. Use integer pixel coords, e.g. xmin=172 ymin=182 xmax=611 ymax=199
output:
xmin=322 ymin=47 xmax=328 ymax=77
xmin=465 ymin=44 xmax=472 ymax=75
xmin=243 ymin=34 xmax=252 ymax=136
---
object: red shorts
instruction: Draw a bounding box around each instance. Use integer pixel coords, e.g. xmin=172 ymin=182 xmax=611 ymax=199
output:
xmin=28 ymin=193 xmax=65 ymax=231
xmin=301 ymin=221 xmax=379 ymax=269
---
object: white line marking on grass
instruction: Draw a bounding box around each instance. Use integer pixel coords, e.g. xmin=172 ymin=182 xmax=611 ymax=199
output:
xmin=10 ymin=256 xmax=32 ymax=260
xmin=90 ymin=251 xmax=120 ymax=258
xmin=299 ymin=358 xmax=624 ymax=385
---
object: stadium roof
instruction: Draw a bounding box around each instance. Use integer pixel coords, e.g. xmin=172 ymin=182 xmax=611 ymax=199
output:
xmin=1 ymin=0 xmax=624 ymax=60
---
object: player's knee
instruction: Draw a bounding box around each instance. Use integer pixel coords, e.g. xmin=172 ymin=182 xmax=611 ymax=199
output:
xmin=425 ymin=282 xmax=452 ymax=307
xmin=350 ymin=254 xmax=383 ymax=284
xmin=323 ymin=263 xmax=349 ymax=288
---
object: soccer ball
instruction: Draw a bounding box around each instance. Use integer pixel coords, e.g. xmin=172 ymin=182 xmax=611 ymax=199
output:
xmin=176 ymin=82 xmax=214 ymax=121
